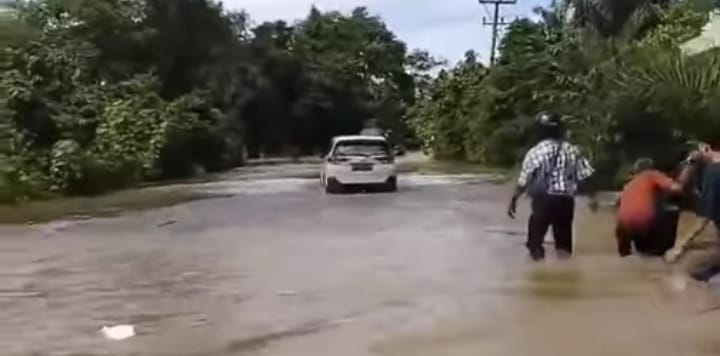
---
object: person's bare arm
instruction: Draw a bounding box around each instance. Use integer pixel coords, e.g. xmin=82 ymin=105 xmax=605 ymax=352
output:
xmin=575 ymin=149 xmax=598 ymax=211
xmin=508 ymin=149 xmax=538 ymax=219
xmin=655 ymin=160 xmax=698 ymax=194
xmin=676 ymin=153 xmax=702 ymax=191
xmin=507 ymin=185 xmax=526 ymax=219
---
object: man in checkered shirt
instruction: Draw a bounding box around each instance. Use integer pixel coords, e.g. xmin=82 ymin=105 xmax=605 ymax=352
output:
xmin=507 ymin=112 xmax=598 ymax=261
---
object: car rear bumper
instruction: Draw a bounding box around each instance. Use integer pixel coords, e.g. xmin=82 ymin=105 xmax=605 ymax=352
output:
xmin=325 ymin=163 xmax=396 ymax=185
xmin=326 ymin=176 xmax=396 ymax=188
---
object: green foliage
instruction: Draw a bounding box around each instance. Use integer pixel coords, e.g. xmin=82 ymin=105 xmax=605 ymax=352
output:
xmin=0 ymin=0 xmax=440 ymax=202
xmin=407 ymin=51 xmax=488 ymax=160
xmin=638 ymin=0 xmax=708 ymax=47
xmin=409 ymin=0 xmax=713 ymax=189
xmin=93 ymin=92 xmax=166 ymax=182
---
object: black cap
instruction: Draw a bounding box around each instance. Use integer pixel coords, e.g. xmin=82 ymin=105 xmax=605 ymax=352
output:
xmin=633 ymin=157 xmax=654 ymax=172
xmin=535 ymin=111 xmax=562 ymax=127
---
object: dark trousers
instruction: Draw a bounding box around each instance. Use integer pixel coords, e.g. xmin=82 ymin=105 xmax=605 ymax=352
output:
xmin=691 ymin=256 xmax=720 ymax=282
xmin=615 ymin=209 xmax=679 ymax=257
xmin=691 ymin=220 xmax=720 ymax=282
xmin=527 ymin=195 xmax=575 ymax=259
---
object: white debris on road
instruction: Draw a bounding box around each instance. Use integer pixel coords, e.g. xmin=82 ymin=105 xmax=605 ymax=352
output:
xmin=100 ymin=324 xmax=136 ymax=340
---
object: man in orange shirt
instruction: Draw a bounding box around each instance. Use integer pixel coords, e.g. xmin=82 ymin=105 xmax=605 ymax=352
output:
xmin=615 ymin=158 xmax=691 ymax=257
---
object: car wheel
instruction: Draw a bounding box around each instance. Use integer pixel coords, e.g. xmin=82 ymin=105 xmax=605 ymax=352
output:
xmin=325 ymin=178 xmax=345 ymax=194
xmin=384 ymin=179 xmax=397 ymax=192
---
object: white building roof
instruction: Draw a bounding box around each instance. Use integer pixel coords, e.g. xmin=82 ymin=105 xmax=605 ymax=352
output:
xmin=682 ymin=11 xmax=720 ymax=55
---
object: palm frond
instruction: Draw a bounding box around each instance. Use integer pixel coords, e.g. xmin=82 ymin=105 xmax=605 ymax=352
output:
xmin=566 ymin=0 xmax=673 ymax=38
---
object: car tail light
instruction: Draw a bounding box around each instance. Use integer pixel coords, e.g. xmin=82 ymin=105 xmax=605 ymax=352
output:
xmin=376 ymin=156 xmax=394 ymax=164
xmin=328 ymin=156 xmax=349 ymax=164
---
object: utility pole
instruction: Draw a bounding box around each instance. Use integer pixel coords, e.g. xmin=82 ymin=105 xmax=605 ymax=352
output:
xmin=477 ymin=0 xmax=516 ymax=66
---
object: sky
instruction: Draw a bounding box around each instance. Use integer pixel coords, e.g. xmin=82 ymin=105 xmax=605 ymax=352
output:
xmin=223 ymin=0 xmax=548 ymax=65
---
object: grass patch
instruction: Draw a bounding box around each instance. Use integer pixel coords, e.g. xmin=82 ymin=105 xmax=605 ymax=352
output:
xmin=0 ymin=188 xmax=231 ymax=225
xmin=399 ymin=158 xmax=512 ymax=178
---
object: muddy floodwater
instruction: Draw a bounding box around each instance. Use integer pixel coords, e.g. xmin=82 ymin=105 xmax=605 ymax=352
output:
xmin=1 ymin=162 xmax=720 ymax=356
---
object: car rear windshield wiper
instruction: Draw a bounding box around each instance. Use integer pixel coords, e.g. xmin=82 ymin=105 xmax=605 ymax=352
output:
xmin=337 ymin=153 xmax=370 ymax=157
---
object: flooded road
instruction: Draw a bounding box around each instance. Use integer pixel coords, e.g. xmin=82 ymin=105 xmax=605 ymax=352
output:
xmin=1 ymin=165 xmax=719 ymax=356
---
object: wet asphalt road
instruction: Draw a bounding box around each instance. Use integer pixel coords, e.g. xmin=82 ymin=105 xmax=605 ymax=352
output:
xmin=1 ymin=168 xmax=719 ymax=356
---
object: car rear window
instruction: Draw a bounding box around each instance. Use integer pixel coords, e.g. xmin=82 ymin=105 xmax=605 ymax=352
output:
xmin=333 ymin=140 xmax=389 ymax=157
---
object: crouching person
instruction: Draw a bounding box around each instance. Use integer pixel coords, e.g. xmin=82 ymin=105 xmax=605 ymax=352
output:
xmin=615 ymin=158 xmax=692 ymax=257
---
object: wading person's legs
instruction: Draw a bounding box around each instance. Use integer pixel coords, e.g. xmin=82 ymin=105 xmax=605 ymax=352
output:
xmin=633 ymin=232 xmax=655 ymax=256
xmin=615 ymin=224 xmax=633 ymax=257
xmin=550 ymin=196 xmax=575 ymax=256
xmin=691 ymin=222 xmax=720 ymax=282
xmin=650 ymin=210 xmax=679 ymax=256
xmin=628 ymin=219 xmax=656 ymax=256
xmin=527 ymin=197 xmax=552 ymax=260
xmin=690 ymin=249 xmax=720 ymax=282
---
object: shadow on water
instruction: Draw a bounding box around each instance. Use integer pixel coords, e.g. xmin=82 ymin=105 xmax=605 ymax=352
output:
xmin=526 ymin=267 xmax=584 ymax=300
xmin=223 ymin=320 xmax=337 ymax=354
xmin=491 ymin=260 xmax=648 ymax=302
xmin=175 ymin=317 xmax=350 ymax=356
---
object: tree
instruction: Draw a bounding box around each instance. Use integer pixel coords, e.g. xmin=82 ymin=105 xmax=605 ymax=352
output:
xmin=407 ymin=0 xmax=715 ymax=188
xmin=407 ymin=51 xmax=488 ymax=160
xmin=0 ymin=0 xmax=434 ymax=201
xmin=0 ymin=0 xmax=243 ymax=200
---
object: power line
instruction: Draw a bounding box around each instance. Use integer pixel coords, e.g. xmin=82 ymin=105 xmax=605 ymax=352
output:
xmin=477 ymin=0 xmax=516 ymax=66
xmin=481 ymin=3 xmax=492 ymax=19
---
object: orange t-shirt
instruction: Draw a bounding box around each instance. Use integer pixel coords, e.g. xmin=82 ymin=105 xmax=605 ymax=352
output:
xmin=617 ymin=170 xmax=676 ymax=230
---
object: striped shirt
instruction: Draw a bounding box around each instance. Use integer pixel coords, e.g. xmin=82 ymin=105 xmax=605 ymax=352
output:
xmin=518 ymin=139 xmax=595 ymax=196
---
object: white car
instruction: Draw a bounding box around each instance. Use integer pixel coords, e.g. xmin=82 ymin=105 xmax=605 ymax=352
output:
xmin=320 ymin=135 xmax=398 ymax=194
